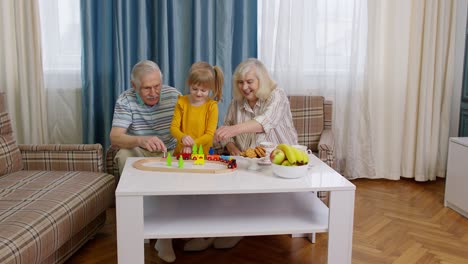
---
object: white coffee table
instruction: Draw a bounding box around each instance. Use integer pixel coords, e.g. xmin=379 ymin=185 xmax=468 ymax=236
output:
xmin=115 ymin=155 xmax=355 ymax=264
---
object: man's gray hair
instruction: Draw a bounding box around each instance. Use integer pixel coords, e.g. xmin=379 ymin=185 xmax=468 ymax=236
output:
xmin=131 ymin=60 xmax=163 ymax=89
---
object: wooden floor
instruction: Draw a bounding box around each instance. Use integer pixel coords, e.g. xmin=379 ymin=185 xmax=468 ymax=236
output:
xmin=66 ymin=178 xmax=468 ymax=264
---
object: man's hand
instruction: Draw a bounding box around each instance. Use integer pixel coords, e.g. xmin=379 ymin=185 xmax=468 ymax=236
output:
xmin=110 ymin=127 xmax=167 ymax=151
xmin=138 ymin=136 xmax=167 ymax=152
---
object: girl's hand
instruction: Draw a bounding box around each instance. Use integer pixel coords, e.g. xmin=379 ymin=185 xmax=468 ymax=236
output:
xmin=181 ymin=135 xmax=195 ymax=146
xmin=182 ymin=146 xmax=193 ymax=154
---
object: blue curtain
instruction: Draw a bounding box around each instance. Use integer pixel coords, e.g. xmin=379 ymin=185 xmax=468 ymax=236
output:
xmin=81 ymin=0 xmax=257 ymax=148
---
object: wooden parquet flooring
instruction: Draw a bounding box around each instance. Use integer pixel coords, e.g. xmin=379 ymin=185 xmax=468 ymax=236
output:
xmin=66 ymin=178 xmax=468 ymax=264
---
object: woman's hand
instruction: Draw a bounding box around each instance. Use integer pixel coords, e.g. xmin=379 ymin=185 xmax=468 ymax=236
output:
xmin=214 ymin=125 xmax=237 ymax=142
xmin=226 ymin=142 xmax=241 ymax=156
xmin=214 ymin=121 xmax=263 ymax=142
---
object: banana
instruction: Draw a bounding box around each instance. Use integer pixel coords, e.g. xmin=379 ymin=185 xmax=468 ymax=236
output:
xmin=292 ymin=146 xmax=304 ymax=165
xmin=276 ymin=144 xmax=297 ymax=165
xmin=303 ymin=151 xmax=309 ymax=165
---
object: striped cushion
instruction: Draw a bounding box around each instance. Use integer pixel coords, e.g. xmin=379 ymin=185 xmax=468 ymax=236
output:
xmin=0 ymin=170 xmax=115 ymax=264
xmin=0 ymin=135 xmax=23 ymax=176
xmin=0 ymin=112 xmax=23 ymax=176
xmin=288 ymin=96 xmax=324 ymax=152
xmin=0 ymin=112 xmax=13 ymax=135
xmin=324 ymin=100 xmax=332 ymax=130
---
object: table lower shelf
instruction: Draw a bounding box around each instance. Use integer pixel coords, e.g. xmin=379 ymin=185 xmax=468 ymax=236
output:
xmin=143 ymin=191 xmax=329 ymax=239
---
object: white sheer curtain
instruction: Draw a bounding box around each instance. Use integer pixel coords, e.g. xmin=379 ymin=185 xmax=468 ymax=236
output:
xmin=0 ymin=0 xmax=49 ymax=144
xmin=259 ymin=0 xmax=456 ymax=181
xmin=259 ymin=0 xmax=372 ymax=177
xmin=39 ymin=0 xmax=82 ymax=144
xmin=367 ymin=0 xmax=455 ymax=181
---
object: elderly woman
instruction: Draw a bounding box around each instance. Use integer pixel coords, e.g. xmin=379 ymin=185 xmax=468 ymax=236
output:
xmin=214 ymin=58 xmax=298 ymax=154
xmin=183 ymin=59 xmax=299 ymax=252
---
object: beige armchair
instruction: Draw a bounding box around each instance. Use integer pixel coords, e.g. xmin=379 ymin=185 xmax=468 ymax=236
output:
xmin=287 ymin=96 xmax=335 ymax=169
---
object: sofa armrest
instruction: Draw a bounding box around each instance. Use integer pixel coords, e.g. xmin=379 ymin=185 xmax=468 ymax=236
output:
xmin=19 ymin=144 xmax=104 ymax=172
xmin=106 ymin=145 xmax=121 ymax=180
xmin=318 ymin=129 xmax=335 ymax=169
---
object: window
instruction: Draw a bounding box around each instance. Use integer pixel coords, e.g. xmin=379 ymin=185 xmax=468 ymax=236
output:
xmin=259 ymin=0 xmax=365 ymax=74
xmin=39 ymin=0 xmax=81 ymax=73
xmin=38 ymin=0 xmax=83 ymax=144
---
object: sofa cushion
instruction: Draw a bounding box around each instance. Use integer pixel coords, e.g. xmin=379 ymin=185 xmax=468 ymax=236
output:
xmin=0 ymin=170 xmax=115 ymax=264
xmin=288 ymin=96 xmax=324 ymax=152
xmin=0 ymin=112 xmax=23 ymax=176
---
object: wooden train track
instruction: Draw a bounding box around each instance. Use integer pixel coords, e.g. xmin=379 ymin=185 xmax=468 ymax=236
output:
xmin=133 ymin=157 xmax=235 ymax=174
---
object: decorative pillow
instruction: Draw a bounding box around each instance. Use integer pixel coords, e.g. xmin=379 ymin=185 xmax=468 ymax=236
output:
xmin=0 ymin=112 xmax=13 ymax=135
xmin=0 ymin=135 xmax=23 ymax=176
xmin=0 ymin=94 xmax=22 ymax=175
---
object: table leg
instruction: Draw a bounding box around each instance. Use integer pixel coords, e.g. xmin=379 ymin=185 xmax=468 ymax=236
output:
xmin=327 ymin=190 xmax=355 ymax=264
xmin=116 ymin=196 xmax=144 ymax=263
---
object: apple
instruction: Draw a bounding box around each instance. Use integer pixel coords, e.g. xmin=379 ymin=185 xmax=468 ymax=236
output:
xmin=270 ymin=148 xmax=286 ymax=165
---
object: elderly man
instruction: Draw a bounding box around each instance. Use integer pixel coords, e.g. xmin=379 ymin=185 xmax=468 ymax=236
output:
xmin=110 ymin=60 xmax=180 ymax=173
xmin=110 ymin=60 xmax=180 ymax=262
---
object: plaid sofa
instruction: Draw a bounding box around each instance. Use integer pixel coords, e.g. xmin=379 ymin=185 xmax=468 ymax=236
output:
xmin=0 ymin=92 xmax=115 ymax=264
xmin=105 ymin=95 xmax=335 ymax=184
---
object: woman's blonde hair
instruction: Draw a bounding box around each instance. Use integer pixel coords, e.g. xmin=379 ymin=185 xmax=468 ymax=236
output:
xmin=187 ymin=61 xmax=224 ymax=101
xmin=232 ymin=58 xmax=276 ymax=101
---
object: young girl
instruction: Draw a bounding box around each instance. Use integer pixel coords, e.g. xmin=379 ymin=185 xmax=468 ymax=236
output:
xmin=154 ymin=61 xmax=224 ymax=262
xmin=170 ymin=61 xmax=224 ymax=156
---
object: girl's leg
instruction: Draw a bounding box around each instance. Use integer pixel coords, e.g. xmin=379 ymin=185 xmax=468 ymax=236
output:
xmin=155 ymin=239 xmax=176 ymax=262
xmin=213 ymin=236 xmax=243 ymax=249
xmin=183 ymin=237 xmax=215 ymax=251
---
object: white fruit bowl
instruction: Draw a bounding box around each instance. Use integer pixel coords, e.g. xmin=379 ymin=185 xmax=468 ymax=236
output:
xmin=271 ymin=163 xmax=309 ymax=179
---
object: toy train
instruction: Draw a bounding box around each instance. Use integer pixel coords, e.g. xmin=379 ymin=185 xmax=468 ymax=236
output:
xmin=175 ymin=153 xmax=237 ymax=169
